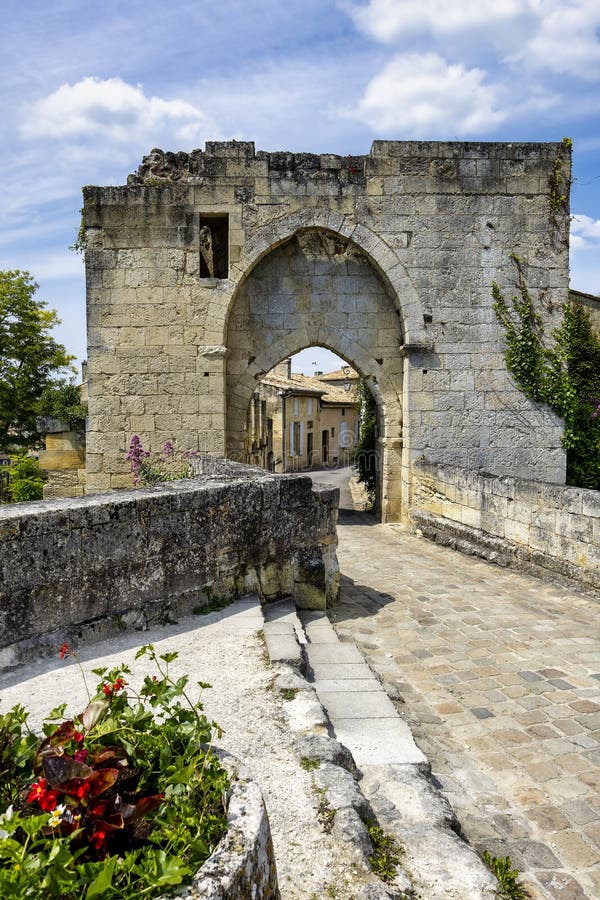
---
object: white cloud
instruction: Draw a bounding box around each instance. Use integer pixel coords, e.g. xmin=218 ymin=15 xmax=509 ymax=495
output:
xmin=344 ymin=1 xmax=600 ymax=79
xmin=571 ymin=213 xmax=600 ymax=249
xmin=511 ymin=1 xmax=600 ymax=80
xmin=20 ymin=77 xmax=213 ymax=146
xmin=344 ymin=0 xmax=526 ymax=43
xmin=354 ymin=52 xmax=505 ymax=135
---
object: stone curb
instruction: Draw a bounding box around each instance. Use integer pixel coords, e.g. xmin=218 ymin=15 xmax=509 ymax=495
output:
xmin=166 ymin=752 xmax=279 ymax=900
xmin=263 ymin=599 xmax=413 ymax=898
xmin=265 ymin=598 xmax=502 ymax=898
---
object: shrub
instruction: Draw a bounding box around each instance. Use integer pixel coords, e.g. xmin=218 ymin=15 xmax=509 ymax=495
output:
xmin=7 ymin=455 xmax=46 ymax=502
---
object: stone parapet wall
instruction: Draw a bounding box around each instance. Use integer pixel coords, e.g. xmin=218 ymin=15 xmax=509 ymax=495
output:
xmin=410 ymin=459 xmax=599 ymax=591
xmin=0 ymin=460 xmax=339 ymax=670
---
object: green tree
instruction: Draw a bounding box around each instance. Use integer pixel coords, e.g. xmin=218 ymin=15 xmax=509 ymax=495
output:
xmin=37 ymin=380 xmax=87 ymax=432
xmin=0 ymin=271 xmax=75 ymax=450
xmin=493 ymin=266 xmax=600 ymax=490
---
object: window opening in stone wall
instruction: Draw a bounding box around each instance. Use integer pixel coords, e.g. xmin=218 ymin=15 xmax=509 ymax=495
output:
xmin=199 ymin=213 xmax=229 ymax=278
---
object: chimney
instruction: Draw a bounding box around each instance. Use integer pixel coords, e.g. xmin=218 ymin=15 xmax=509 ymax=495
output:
xmin=272 ymin=358 xmax=292 ymax=380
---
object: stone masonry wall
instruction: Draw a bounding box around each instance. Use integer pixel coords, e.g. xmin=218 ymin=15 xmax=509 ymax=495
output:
xmin=0 ymin=461 xmax=339 ymax=670
xmin=410 ymin=459 xmax=599 ymax=591
xmin=84 ymin=140 xmax=571 ymax=520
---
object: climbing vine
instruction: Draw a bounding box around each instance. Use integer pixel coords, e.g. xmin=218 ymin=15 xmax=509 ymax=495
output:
xmin=547 ymin=137 xmax=572 ymax=233
xmin=355 ymin=379 xmax=379 ymax=507
xmin=69 ymin=209 xmax=87 ymax=255
xmin=492 ymin=261 xmax=600 ymax=490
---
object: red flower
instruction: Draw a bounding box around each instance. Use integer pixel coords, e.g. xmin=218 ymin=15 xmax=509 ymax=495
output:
xmin=26 ymin=779 xmax=61 ymax=811
xmin=75 ymin=781 xmax=91 ymax=800
xmin=27 ymin=779 xmax=48 ymax=803
xmin=104 ymin=677 xmax=127 ymax=696
xmin=90 ymin=801 xmax=108 ymax=817
xmin=74 ymin=748 xmax=89 ymax=763
xmin=90 ymin=829 xmax=107 ymax=850
xmin=38 ymin=790 xmax=61 ymax=812
xmin=74 ymin=730 xmax=84 ymax=744
xmin=58 ymin=643 xmax=70 ymax=659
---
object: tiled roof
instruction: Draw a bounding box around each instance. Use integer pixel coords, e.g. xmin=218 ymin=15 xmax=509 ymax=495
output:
xmin=317 ymin=366 xmax=359 ymax=381
xmin=260 ymin=371 xmax=357 ymax=405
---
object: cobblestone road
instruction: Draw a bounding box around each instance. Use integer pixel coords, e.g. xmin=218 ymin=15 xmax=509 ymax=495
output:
xmin=331 ymin=513 xmax=600 ymax=900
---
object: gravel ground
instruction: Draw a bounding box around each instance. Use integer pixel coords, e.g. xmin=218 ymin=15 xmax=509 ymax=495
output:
xmin=0 ymin=600 xmax=370 ymax=899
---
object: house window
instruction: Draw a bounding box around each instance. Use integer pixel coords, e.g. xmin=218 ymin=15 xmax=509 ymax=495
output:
xmin=293 ymin=397 xmax=299 ymax=417
xmin=331 ymin=427 xmax=335 ymax=437
xmin=308 ymin=398 xmax=313 ymax=416
xmin=342 ymin=408 xmax=345 ymax=416
xmin=307 ymin=421 xmax=313 ymax=430
xmin=199 ymin=214 xmax=229 ymax=278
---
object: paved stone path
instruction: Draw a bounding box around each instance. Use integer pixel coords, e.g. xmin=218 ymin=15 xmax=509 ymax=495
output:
xmin=330 ymin=512 xmax=600 ymax=900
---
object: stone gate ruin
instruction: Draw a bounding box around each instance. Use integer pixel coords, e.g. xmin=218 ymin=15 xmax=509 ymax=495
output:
xmin=83 ymin=140 xmax=570 ymax=521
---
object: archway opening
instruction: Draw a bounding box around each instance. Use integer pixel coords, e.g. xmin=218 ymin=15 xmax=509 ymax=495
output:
xmin=242 ymin=347 xmax=383 ymax=517
xmin=225 ymin=227 xmax=405 ymax=522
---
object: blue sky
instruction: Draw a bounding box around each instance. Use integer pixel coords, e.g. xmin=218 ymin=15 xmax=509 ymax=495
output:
xmin=1 ymin=0 xmax=599 ymax=377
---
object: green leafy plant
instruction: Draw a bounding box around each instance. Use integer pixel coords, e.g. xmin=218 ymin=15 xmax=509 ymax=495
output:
xmin=300 ymin=757 xmax=320 ymax=772
xmin=280 ymin=688 xmax=299 ymax=701
xmin=0 ymin=643 xmax=228 ymax=899
xmin=367 ymin=823 xmax=404 ymax=882
xmin=7 ymin=455 xmax=46 ymax=502
xmin=37 ymin=382 xmax=87 ymax=432
xmin=125 ymin=436 xmax=197 ymax=486
xmin=493 ymin=261 xmax=600 ymax=489
xmin=314 ymin=787 xmax=336 ymax=834
xmin=483 ymin=851 xmax=529 ymax=899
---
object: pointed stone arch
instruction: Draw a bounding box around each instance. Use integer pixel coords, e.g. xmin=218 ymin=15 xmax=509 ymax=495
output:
xmin=224 ymin=226 xmax=407 ymax=520
xmin=207 ymin=210 xmax=428 ymax=349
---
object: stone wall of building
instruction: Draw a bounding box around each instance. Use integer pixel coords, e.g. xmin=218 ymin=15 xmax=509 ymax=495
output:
xmin=410 ymin=459 xmax=599 ymax=590
xmin=84 ymin=140 xmax=571 ymax=520
xmin=0 ymin=461 xmax=339 ymax=670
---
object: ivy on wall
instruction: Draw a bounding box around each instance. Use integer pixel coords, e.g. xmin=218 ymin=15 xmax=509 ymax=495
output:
xmin=355 ymin=379 xmax=379 ymax=506
xmin=492 ymin=261 xmax=600 ymax=490
xmin=548 ymin=137 xmax=572 ymax=234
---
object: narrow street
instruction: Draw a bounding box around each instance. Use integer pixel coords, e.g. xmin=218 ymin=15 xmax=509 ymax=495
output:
xmin=310 ymin=467 xmax=600 ymax=899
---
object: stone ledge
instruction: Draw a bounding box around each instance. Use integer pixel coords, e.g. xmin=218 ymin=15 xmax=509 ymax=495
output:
xmin=172 ymin=753 xmax=279 ymax=899
xmin=0 ymin=463 xmax=339 ymax=670
xmin=410 ymin=509 xmax=599 ymax=596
